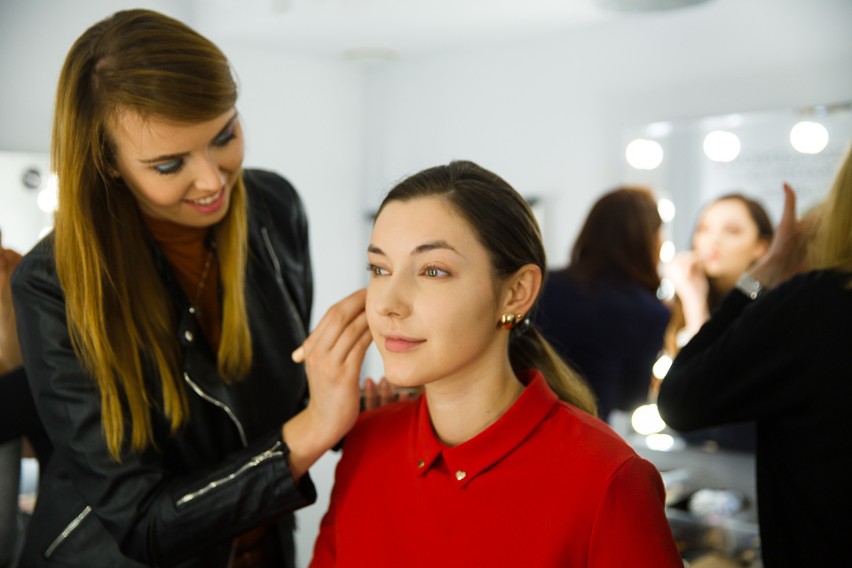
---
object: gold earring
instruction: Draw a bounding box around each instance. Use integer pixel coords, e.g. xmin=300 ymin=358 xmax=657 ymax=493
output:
xmin=497 ymin=313 xmax=523 ymax=330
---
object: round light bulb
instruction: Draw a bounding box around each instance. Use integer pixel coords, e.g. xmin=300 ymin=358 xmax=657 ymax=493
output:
xmin=626 ymin=139 xmax=664 ymax=170
xmin=657 ymin=198 xmax=676 ymax=223
xmin=703 ymin=130 xmax=741 ymax=163
xmin=790 ymin=121 xmax=829 ymax=154
xmin=631 ymin=403 xmax=666 ymax=435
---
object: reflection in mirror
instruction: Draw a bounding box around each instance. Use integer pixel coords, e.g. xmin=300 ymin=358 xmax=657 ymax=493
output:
xmin=620 ymin=100 xmax=852 ymax=252
xmin=614 ymin=101 xmax=851 ymax=565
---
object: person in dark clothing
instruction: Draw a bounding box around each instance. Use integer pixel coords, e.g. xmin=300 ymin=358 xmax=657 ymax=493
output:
xmin=535 ymin=186 xmax=670 ymax=421
xmin=664 ymin=192 xmax=774 ymax=453
xmin=658 ymin=149 xmax=852 ymax=567
xmin=11 ymin=10 xmax=370 ymax=567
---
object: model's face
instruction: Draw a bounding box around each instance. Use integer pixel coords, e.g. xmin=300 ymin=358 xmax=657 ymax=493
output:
xmin=367 ymin=197 xmax=509 ymax=389
xmin=692 ymin=199 xmax=768 ymax=279
xmin=109 ymin=108 xmax=244 ymax=227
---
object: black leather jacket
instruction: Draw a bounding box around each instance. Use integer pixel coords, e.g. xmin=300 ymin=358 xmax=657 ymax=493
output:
xmin=13 ymin=170 xmax=317 ymax=567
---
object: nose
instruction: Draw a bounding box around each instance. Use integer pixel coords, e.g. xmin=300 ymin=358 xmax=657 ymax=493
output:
xmin=193 ymin=152 xmax=226 ymax=191
xmin=369 ymin=273 xmax=411 ymax=320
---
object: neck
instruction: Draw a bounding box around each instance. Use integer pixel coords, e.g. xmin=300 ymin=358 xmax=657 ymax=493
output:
xmin=424 ymin=359 xmax=524 ymax=447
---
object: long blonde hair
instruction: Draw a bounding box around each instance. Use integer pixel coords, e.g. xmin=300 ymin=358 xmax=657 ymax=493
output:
xmin=812 ymin=146 xmax=852 ymax=274
xmin=376 ymin=161 xmax=598 ymax=414
xmin=52 ymin=10 xmax=252 ymax=459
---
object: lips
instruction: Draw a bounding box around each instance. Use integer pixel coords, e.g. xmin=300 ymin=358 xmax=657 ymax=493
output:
xmin=185 ymin=186 xmax=226 ymax=214
xmin=383 ymin=335 xmax=426 ymax=353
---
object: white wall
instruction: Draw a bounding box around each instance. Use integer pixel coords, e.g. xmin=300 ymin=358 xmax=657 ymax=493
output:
xmin=363 ymin=0 xmax=852 ymax=267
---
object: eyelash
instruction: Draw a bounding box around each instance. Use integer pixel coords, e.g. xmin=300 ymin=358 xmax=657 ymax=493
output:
xmin=367 ymin=263 xmax=388 ymax=277
xmin=152 ymin=127 xmax=238 ymax=176
xmin=424 ymin=265 xmax=449 ymax=278
xmin=365 ymin=264 xmax=450 ymax=278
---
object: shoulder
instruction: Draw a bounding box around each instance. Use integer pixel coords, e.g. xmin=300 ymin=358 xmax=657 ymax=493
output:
xmin=734 ymin=269 xmax=852 ymax=322
xmin=778 ymin=269 xmax=852 ymax=297
xmin=548 ymin=402 xmax=644 ymax=470
xmin=11 ymin=234 xmax=59 ymax=299
xmin=242 ymin=168 xmax=305 ymax=219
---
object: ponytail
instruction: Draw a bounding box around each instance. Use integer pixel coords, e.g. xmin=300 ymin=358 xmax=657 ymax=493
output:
xmin=509 ymin=327 xmax=598 ymax=415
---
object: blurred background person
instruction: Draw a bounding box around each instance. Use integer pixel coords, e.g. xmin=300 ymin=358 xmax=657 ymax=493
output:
xmin=666 ymin=193 xmax=774 ymax=348
xmin=663 ymin=193 xmax=773 ymax=453
xmin=658 ymin=146 xmax=852 ymax=566
xmin=1 ymin=230 xmax=52 ymax=568
xmin=534 ymin=186 xmax=670 ymax=423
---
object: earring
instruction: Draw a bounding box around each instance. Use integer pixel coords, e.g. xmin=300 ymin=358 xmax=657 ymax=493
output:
xmin=497 ymin=313 xmax=523 ymax=330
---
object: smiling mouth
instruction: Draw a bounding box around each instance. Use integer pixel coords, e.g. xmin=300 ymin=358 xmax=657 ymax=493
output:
xmin=384 ymin=336 xmax=426 ymax=353
xmin=187 ymin=187 xmax=224 ymax=205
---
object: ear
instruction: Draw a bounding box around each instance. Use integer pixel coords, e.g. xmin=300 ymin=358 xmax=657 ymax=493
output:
xmin=499 ymin=263 xmax=542 ymax=318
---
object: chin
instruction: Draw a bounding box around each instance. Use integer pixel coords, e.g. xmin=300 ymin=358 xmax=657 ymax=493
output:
xmin=382 ymin=367 xmax=427 ymax=389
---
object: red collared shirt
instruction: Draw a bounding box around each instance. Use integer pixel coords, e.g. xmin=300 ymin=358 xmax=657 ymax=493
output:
xmin=311 ymin=370 xmax=681 ymax=567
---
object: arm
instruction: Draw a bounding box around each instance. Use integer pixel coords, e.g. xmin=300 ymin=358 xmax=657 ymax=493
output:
xmin=658 ymin=183 xmax=811 ymax=431
xmin=12 ymin=249 xmax=322 ymax=564
xmin=588 ymin=457 xmax=682 ymax=567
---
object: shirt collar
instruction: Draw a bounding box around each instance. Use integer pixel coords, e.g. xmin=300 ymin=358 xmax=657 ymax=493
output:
xmin=410 ymin=370 xmax=559 ymax=488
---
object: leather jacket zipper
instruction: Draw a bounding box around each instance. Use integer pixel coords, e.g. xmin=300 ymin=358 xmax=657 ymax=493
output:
xmin=260 ymin=227 xmax=307 ymax=343
xmin=44 ymin=506 xmax=92 ymax=558
xmin=183 ymin=373 xmax=248 ymax=447
xmin=176 ymin=441 xmax=285 ymax=507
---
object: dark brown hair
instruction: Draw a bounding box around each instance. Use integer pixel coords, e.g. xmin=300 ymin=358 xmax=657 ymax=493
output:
xmin=376 ymin=161 xmax=597 ymax=414
xmin=568 ymin=186 xmax=662 ymax=294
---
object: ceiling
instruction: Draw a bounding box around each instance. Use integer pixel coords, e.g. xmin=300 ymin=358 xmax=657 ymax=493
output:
xmin=189 ymin=0 xmax=717 ymax=59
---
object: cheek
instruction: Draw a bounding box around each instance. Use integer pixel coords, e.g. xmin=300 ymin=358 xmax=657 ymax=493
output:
xmin=220 ymin=137 xmax=245 ymax=172
xmin=127 ymin=178 xmax=184 ymax=208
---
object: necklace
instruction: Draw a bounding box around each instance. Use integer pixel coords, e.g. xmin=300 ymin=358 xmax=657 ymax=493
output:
xmin=189 ymin=247 xmax=214 ymax=316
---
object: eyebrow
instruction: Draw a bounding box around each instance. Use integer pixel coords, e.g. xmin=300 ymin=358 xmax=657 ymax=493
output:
xmin=368 ymin=240 xmax=459 ymax=256
xmin=139 ymin=112 xmax=239 ymax=164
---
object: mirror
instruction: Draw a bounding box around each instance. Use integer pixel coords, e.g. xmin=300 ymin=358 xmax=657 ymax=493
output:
xmin=619 ymin=100 xmax=852 ymax=252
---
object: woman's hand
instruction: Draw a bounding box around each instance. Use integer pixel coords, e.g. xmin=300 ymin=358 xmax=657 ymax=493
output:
xmin=362 ymin=377 xmax=419 ymax=411
xmin=0 ymin=230 xmax=24 ymax=373
xmin=665 ymin=251 xmax=710 ymax=333
xmin=749 ymin=183 xmax=807 ymax=289
xmin=283 ymin=289 xmax=372 ymax=479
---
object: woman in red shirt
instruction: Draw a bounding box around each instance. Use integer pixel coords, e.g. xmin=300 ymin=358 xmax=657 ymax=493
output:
xmin=310 ymin=161 xmax=682 ymax=567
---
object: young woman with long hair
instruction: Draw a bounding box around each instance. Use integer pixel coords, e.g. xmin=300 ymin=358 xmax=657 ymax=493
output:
xmin=11 ymin=10 xmax=369 ymax=567
xmin=534 ymin=187 xmax=671 ymax=421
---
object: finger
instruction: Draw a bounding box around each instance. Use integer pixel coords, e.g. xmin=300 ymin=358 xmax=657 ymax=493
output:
xmin=292 ymin=289 xmax=367 ymax=362
xmin=781 ymin=182 xmax=798 ymax=227
xmin=306 ymin=289 xmax=367 ymax=357
xmin=329 ymin=311 xmax=370 ymax=365
xmin=378 ymin=377 xmax=394 ymax=405
xmin=363 ymin=378 xmax=378 ymax=411
xmin=291 ymin=344 xmax=305 ymax=363
xmin=343 ymin=324 xmax=373 ymax=369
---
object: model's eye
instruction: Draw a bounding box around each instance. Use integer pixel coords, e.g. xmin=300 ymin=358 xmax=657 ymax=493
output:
xmin=368 ymin=263 xmax=389 ymax=277
xmin=424 ymin=266 xmax=449 ymax=278
xmin=153 ymin=160 xmax=184 ymax=175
